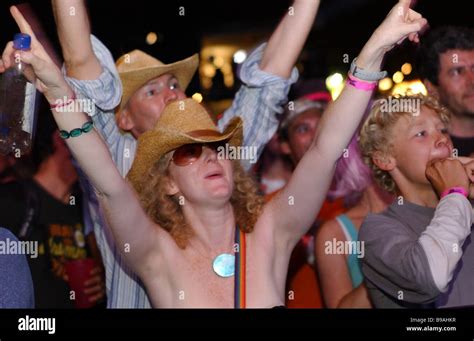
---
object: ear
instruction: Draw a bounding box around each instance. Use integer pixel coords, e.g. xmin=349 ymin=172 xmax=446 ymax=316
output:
xmin=117 ymin=107 xmax=135 ymax=131
xmin=423 ymin=79 xmax=439 ymax=99
xmin=372 ymin=151 xmax=396 ymax=172
xmin=164 ymin=175 xmax=180 ymax=196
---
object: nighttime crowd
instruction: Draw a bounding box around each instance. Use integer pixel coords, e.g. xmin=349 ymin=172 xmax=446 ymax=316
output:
xmin=0 ymin=0 xmax=473 ymax=310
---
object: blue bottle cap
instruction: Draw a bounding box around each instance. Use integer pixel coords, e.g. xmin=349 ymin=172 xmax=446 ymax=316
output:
xmin=13 ymin=33 xmax=31 ymax=50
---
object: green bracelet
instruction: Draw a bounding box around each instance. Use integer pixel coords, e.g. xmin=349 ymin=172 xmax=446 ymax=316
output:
xmin=59 ymin=121 xmax=94 ymax=139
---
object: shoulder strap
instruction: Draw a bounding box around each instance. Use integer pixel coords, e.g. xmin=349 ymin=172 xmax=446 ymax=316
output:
xmin=336 ymin=214 xmax=358 ymax=242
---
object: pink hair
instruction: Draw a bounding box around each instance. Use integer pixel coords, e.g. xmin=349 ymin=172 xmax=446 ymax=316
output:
xmin=327 ymin=133 xmax=373 ymax=200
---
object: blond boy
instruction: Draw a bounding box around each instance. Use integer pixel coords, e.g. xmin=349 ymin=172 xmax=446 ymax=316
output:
xmin=359 ymin=94 xmax=474 ymax=308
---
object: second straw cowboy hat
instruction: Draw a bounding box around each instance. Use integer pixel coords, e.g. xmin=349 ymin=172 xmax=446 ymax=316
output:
xmin=127 ymin=98 xmax=243 ymax=195
xmin=116 ymin=50 xmax=199 ymax=112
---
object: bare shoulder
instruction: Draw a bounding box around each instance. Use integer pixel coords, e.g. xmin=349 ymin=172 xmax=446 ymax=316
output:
xmin=315 ymin=218 xmax=345 ymax=248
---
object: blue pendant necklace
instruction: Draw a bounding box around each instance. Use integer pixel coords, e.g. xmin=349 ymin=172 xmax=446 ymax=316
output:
xmin=212 ymin=253 xmax=235 ymax=277
xmin=212 ymin=225 xmax=240 ymax=278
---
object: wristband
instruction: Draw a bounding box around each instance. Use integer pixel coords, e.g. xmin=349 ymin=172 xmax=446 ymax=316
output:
xmin=350 ymin=58 xmax=387 ymax=82
xmin=347 ymin=74 xmax=377 ymax=91
xmin=440 ymin=186 xmax=469 ymax=199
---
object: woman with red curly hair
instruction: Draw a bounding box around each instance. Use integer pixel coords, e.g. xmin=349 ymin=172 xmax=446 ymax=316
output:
xmin=0 ymin=1 xmax=427 ymax=307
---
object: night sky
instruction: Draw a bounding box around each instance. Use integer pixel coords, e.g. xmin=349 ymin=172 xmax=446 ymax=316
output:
xmin=1 ymin=0 xmax=472 ymax=95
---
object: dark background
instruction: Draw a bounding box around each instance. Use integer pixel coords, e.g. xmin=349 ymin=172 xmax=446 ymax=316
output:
xmin=0 ymin=0 xmax=472 ymax=96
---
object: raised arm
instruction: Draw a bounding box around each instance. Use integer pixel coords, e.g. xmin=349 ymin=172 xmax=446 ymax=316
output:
xmin=1 ymin=7 xmax=159 ymax=277
xmin=261 ymin=0 xmax=428 ymax=250
xmin=217 ymin=0 xmax=320 ymax=169
xmin=52 ymin=0 xmax=102 ymax=79
xmin=259 ymin=0 xmax=320 ymax=78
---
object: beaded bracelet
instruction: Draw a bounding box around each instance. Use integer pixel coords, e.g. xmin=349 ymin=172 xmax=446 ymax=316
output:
xmin=59 ymin=121 xmax=94 ymax=139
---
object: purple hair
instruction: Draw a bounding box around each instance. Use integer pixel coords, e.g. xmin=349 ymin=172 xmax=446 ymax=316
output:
xmin=327 ymin=133 xmax=373 ymax=200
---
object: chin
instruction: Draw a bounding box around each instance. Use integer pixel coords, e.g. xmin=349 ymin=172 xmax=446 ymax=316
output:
xmin=211 ymin=186 xmax=233 ymax=199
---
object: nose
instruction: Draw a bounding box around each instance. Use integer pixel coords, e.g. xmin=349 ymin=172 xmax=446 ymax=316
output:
xmin=202 ymin=145 xmax=218 ymax=163
xmin=163 ymin=87 xmax=178 ymax=104
xmin=434 ymin=131 xmax=449 ymax=149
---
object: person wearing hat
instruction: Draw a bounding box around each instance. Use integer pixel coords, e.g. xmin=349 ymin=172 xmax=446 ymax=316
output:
xmin=2 ymin=0 xmax=428 ymax=307
xmin=280 ymin=91 xmax=332 ymax=164
xmin=49 ymin=0 xmax=320 ymax=307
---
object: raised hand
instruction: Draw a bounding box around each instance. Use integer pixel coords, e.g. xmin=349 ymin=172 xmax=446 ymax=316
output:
xmin=356 ymin=0 xmax=428 ymax=72
xmin=371 ymin=0 xmax=428 ymax=51
xmin=0 ymin=6 xmax=69 ymax=103
xmin=426 ymin=158 xmax=470 ymax=198
xmin=456 ymin=157 xmax=474 ymax=199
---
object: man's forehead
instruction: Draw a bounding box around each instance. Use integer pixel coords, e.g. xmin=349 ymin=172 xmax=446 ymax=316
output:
xmin=440 ymin=49 xmax=474 ymax=67
xmin=290 ymin=109 xmax=323 ymax=125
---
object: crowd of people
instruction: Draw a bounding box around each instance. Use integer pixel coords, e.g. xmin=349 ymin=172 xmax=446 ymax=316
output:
xmin=0 ymin=0 xmax=473 ymax=309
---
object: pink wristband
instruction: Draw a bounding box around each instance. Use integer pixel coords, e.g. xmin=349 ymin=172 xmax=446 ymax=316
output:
xmin=347 ymin=74 xmax=377 ymax=91
xmin=440 ymin=186 xmax=469 ymax=199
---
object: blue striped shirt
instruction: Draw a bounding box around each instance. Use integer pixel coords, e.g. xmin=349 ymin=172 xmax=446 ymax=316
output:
xmin=65 ymin=35 xmax=298 ymax=308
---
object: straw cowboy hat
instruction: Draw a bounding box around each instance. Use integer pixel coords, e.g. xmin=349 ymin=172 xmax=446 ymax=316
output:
xmin=127 ymin=98 xmax=243 ymax=195
xmin=116 ymin=50 xmax=199 ymax=113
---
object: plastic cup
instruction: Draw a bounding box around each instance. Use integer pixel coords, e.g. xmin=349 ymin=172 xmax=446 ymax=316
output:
xmin=64 ymin=258 xmax=96 ymax=309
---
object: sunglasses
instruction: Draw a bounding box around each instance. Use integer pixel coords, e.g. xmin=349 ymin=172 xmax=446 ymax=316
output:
xmin=170 ymin=141 xmax=228 ymax=167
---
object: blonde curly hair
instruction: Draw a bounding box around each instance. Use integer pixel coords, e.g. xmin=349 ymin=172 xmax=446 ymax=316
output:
xmin=139 ymin=155 xmax=264 ymax=248
xmin=359 ymin=94 xmax=451 ymax=194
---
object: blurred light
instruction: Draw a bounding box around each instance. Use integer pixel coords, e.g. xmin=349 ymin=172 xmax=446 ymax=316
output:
xmin=224 ymin=74 xmax=234 ymax=88
xmin=326 ymin=73 xmax=344 ymax=90
xmin=378 ymin=77 xmax=393 ymax=91
xmin=408 ymin=81 xmax=427 ymax=95
xmin=326 ymin=73 xmax=344 ymax=100
xmin=221 ymin=63 xmax=232 ymax=74
xmin=146 ymin=32 xmax=158 ymax=45
xmin=391 ymin=80 xmax=427 ymax=96
xmin=401 ymin=63 xmax=412 ymax=75
xmin=192 ymin=93 xmax=203 ymax=103
xmin=213 ymin=56 xmax=224 ymax=68
xmin=233 ymin=50 xmax=247 ymax=64
xmin=202 ymin=63 xmax=216 ymax=78
xmin=393 ymin=71 xmax=404 ymax=84
xmin=202 ymin=78 xmax=212 ymax=90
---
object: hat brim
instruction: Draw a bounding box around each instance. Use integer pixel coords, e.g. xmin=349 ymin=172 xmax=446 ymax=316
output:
xmin=118 ymin=53 xmax=199 ymax=113
xmin=127 ymin=117 xmax=243 ymax=194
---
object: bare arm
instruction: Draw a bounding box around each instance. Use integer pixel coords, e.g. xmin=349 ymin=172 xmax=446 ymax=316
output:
xmin=337 ymin=284 xmax=372 ymax=308
xmin=1 ymin=7 xmax=159 ymax=276
xmin=259 ymin=0 xmax=320 ymax=78
xmin=52 ymin=0 xmax=102 ymax=79
xmin=315 ymin=220 xmax=371 ymax=308
xmin=260 ymin=0 xmax=428 ymax=251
